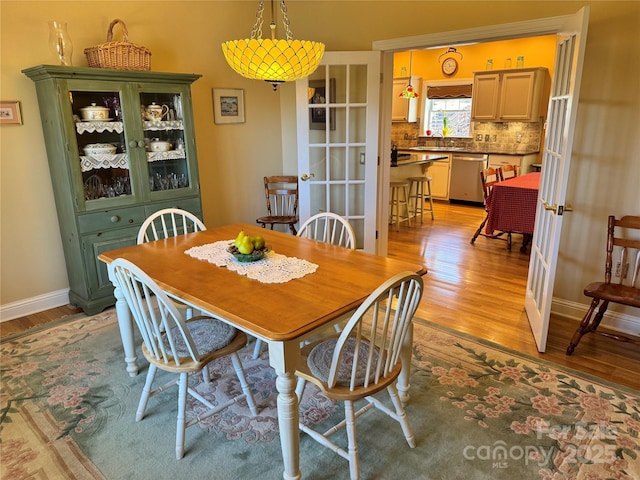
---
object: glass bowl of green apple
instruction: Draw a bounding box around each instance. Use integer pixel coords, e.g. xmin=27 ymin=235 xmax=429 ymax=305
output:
xmin=227 ymin=231 xmax=271 ymax=262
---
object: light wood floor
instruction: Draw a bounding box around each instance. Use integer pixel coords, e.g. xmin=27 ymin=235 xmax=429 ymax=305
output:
xmin=2 ymin=202 xmax=638 ymax=390
xmin=388 ymin=202 xmax=639 ymax=391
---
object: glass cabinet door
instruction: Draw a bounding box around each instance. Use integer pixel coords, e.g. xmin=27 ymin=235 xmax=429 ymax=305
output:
xmin=70 ymin=88 xmax=132 ymax=205
xmin=67 ymin=82 xmax=199 ymax=211
xmin=139 ymin=91 xmax=192 ymax=195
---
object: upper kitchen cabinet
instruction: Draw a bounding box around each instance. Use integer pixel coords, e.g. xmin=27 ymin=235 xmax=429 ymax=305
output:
xmin=392 ymin=76 xmax=421 ymax=122
xmin=23 ymin=65 xmax=202 ymax=314
xmin=471 ymin=67 xmax=548 ymax=122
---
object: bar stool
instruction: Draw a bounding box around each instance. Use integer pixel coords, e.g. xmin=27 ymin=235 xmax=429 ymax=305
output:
xmin=408 ymin=176 xmax=435 ymax=223
xmin=389 ymin=181 xmax=412 ymax=231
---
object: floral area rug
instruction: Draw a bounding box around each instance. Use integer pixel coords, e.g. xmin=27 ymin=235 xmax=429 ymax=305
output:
xmin=1 ymin=309 xmax=638 ymax=480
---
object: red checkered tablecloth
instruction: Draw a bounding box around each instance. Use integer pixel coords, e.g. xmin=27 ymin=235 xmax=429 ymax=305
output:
xmin=485 ymin=172 xmax=541 ymax=235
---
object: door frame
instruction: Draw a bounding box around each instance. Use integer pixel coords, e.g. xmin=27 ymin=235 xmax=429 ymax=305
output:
xmin=372 ymin=13 xmax=576 ymax=255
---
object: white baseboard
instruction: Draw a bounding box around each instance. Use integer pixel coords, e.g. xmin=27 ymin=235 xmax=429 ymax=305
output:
xmin=552 ymin=297 xmax=640 ymax=335
xmin=0 ymin=289 xmax=71 ymax=322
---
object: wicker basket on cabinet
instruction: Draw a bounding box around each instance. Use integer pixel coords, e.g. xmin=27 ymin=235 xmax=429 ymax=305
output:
xmin=84 ymin=19 xmax=151 ymax=71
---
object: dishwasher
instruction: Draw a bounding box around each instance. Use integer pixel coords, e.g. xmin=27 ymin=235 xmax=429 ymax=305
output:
xmin=449 ymin=153 xmax=488 ymax=204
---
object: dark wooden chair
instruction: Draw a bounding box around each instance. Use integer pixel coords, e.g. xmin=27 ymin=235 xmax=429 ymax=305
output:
xmin=498 ymin=164 xmax=519 ymax=180
xmin=256 ymin=175 xmax=299 ymax=234
xmin=470 ymin=167 xmax=512 ymax=249
xmin=566 ymin=215 xmax=640 ymax=355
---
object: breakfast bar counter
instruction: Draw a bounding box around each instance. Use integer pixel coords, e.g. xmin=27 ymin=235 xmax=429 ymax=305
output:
xmin=390 ymin=153 xmax=449 ymax=184
xmin=391 ymin=153 xmax=448 ymax=168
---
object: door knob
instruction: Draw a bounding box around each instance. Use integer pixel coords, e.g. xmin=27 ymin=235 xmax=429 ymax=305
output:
xmin=543 ymin=202 xmax=574 ymax=215
xmin=300 ymin=173 xmax=315 ymax=181
xmin=558 ymin=204 xmax=574 ymax=215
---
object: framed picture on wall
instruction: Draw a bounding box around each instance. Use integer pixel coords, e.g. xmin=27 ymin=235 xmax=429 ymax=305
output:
xmin=309 ymin=79 xmax=336 ymax=130
xmin=0 ymin=101 xmax=22 ymax=125
xmin=212 ymin=89 xmax=245 ymax=124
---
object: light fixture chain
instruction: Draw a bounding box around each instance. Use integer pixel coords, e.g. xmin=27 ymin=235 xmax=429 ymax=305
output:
xmin=279 ymin=0 xmax=294 ymax=40
xmin=250 ymin=0 xmax=265 ymax=39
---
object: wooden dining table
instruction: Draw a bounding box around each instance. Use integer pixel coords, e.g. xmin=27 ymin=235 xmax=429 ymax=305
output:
xmin=98 ymin=223 xmax=426 ymax=480
xmin=485 ymin=172 xmax=541 ymax=251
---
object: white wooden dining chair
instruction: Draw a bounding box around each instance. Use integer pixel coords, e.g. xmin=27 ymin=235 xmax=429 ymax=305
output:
xmin=252 ymin=212 xmax=357 ymax=359
xmin=297 ymin=212 xmax=356 ymax=249
xmin=137 ymin=208 xmax=206 ymax=319
xmin=137 ymin=207 xmax=206 ymax=244
xmin=109 ymin=258 xmax=258 ymax=459
xmin=295 ymin=271 xmax=424 ymax=480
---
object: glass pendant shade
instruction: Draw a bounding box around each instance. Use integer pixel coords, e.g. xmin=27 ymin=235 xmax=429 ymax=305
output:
xmin=400 ymin=84 xmax=419 ymax=98
xmin=222 ymin=1 xmax=325 ymax=90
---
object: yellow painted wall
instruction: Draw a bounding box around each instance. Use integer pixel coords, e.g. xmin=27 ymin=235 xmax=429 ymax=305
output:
xmin=394 ymin=35 xmax=557 ymax=80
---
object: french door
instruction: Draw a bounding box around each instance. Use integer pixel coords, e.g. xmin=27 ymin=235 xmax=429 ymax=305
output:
xmin=525 ymin=7 xmax=590 ymax=351
xmin=296 ymin=52 xmax=381 ymax=252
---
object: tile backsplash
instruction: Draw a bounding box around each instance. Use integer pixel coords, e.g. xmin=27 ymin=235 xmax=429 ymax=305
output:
xmin=392 ymin=120 xmax=543 ymax=154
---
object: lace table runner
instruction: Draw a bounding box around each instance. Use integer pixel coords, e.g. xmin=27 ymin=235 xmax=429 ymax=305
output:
xmin=184 ymin=240 xmax=318 ymax=284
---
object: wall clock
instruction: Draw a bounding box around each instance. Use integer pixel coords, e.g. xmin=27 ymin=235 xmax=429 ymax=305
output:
xmin=442 ymin=57 xmax=458 ymax=76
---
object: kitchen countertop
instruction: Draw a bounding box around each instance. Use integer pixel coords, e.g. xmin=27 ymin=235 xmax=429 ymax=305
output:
xmin=397 ymin=147 xmax=539 ymax=156
xmin=391 ymin=153 xmax=448 ymax=167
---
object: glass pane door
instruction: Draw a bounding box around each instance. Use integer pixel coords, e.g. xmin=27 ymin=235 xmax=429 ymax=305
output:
xmin=139 ymin=91 xmax=190 ymax=193
xmin=70 ymin=90 xmax=131 ymax=202
xmin=297 ymin=52 xmax=380 ymax=252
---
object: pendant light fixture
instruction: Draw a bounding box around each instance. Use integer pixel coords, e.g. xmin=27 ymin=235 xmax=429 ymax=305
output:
xmin=222 ymin=0 xmax=325 ymax=91
xmin=400 ymin=51 xmax=419 ymax=99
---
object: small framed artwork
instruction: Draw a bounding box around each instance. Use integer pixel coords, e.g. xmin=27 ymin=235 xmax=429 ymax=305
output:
xmin=0 ymin=101 xmax=22 ymax=126
xmin=309 ymin=79 xmax=336 ymax=130
xmin=213 ymin=88 xmax=245 ymax=124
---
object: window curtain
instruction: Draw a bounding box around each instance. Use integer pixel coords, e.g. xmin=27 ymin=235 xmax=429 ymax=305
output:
xmin=427 ymin=84 xmax=472 ymax=99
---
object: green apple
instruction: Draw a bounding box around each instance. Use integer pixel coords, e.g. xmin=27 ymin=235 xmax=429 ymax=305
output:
xmin=238 ymin=236 xmax=254 ymax=254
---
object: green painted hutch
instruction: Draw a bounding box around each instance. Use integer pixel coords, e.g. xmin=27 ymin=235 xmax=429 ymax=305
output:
xmin=23 ymin=65 xmax=203 ymax=314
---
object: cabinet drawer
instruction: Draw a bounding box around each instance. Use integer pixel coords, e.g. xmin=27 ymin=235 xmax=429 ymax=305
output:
xmin=489 ymin=155 xmax=523 ymax=167
xmin=144 ymin=197 xmax=203 ymax=219
xmin=488 ymin=153 xmax=537 ymax=173
xmin=78 ymin=206 xmax=146 ymax=234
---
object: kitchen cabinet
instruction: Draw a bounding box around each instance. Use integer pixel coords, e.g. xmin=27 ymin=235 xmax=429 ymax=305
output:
xmin=426 ymin=155 xmax=451 ymax=200
xmin=23 ymin=65 xmax=202 ymax=314
xmin=471 ymin=68 xmax=548 ymax=122
xmin=392 ymin=76 xmax=421 ymax=122
xmin=488 ymin=153 xmax=538 ymax=174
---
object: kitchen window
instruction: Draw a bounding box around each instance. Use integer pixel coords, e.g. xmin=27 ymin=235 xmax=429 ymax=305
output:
xmin=422 ymin=83 xmax=473 ymax=138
